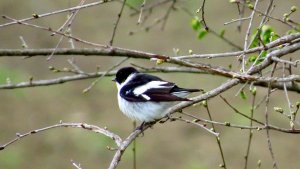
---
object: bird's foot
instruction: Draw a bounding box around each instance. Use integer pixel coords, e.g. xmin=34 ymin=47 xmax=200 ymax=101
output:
xmin=135 ymin=121 xmax=157 ymax=137
xmin=159 ymin=114 xmax=172 ymax=124
xmin=135 ymin=121 xmax=146 ymax=131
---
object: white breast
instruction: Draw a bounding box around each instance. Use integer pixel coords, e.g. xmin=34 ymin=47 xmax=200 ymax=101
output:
xmin=117 ymin=94 xmax=174 ymax=122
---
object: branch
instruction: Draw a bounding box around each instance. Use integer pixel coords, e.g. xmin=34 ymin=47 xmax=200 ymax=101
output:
xmin=0 ymin=67 xmax=299 ymax=93
xmin=109 ymin=0 xmax=127 ymax=45
xmin=1 ymin=33 xmax=299 ymax=59
xmin=0 ymin=0 xmax=113 ymax=28
xmin=108 ymin=123 xmax=152 ymax=169
xmin=0 ymin=122 xmax=122 ymax=151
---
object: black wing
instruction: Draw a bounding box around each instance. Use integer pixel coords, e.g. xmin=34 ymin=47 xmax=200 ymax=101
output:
xmin=120 ymin=73 xmax=196 ymax=102
xmin=142 ymin=83 xmax=191 ymax=102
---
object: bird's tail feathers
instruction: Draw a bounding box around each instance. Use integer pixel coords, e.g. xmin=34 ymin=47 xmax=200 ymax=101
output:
xmin=171 ymin=86 xmax=202 ymax=93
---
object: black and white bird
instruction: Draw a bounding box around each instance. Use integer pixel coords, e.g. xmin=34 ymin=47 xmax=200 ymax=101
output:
xmin=113 ymin=67 xmax=201 ymax=122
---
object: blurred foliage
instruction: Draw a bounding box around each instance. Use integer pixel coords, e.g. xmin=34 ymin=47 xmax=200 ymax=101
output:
xmin=0 ymin=65 xmax=26 ymax=97
xmin=0 ymin=66 xmax=24 ymax=84
xmin=126 ymin=0 xmax=143 ymax=8
xmin=0 ymin=148 xmax=24 ymax=168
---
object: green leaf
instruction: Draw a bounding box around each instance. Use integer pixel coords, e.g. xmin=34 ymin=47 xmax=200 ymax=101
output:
xmin=251 ymin=87 xmax=257 ymax=96
xmin=126 ymin=0 xmax=143 ymax=8
xmin=260 ymin=50 xmax=267 ymax=59
xmin=260 ymin=25 xmax=273 ymax=44
xmin=248 ymin=55 xmax=257 ymax=63
xmin=270 ymin=32 xmax=280 ymax=41
xmin=248 ymin=51 xmax=267 ymax=64
xmin=296 ymin=101 xmax=300 ymax=108
xmin=220 ymin=29 xmax=225 ymax=37
xmin=240 ymin=90 xmax=247 ymax=100
xmin=250 ymin=25 xmax=276 ymax=48
xmin=297 ymin=25 xmax=300 ymax=32
xmin=286 ymin=29 xmax=298 ymax=35
xmin=191 ymin=17 xmax=201 ymax=31
xmin=197 ymin=29 xmax=208 ymax=39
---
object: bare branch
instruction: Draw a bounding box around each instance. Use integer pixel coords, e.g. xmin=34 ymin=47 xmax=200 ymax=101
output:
xmin=242 ymin=0 xmax=259 ymax=72
xmin=264 ymin=63 xmax=279 ymax=169
xmin=0 ymin=0 xmax=113 ymax=28
xmin=109 ymin=0 xmax=127 ymax=46
xmin=0 ymin=122 xmax=122 ymax=151
xmin=171 ymin=117 xmax=220 ymax=137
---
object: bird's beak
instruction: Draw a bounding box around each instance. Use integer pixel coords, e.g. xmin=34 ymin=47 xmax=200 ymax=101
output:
xmin=112 ymin=78 xmax=116 ymax=82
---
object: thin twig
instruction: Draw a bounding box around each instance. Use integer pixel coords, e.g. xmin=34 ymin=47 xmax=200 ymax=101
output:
xmin=47 ymin=0 xmax=86 ymax=60
xmin=130 ymin=0 xmax=173 ymax=16
xmin=246 ymin=0 xmax=274 ymax=50
xmin=204 ymin=102 xmax=227 ymax=168
xmin=52 ymin=0 xmax=86 ymax=36
xmin=210 ymin=29 xmax=243 ymax=50
xmin=224 ymin=17 xmax=250 ymax=26
xmin=181 ymin=111 xmax=261 ymax=130
xmin=237 ymin=0 xmax=246 ymax=31
xmin=265 ymin=63 xmax=279 ymax=169
xmin=108 ymin=122 xmax=153 ymax=169
xmin=160 ymin=0 xmax=176 ymax=30
xmin=82 ymin=57 xmax=129 ymax=93
xmin=71 ymin=159 xmax=83 ymax=169
xmin=199 ymin=0 xmax=208 ymax=30
xmin=242 ymin=0 xmax=259 ymax=72
xmin=0 ymin=0 xmax=113 ymax=28
xmin=244 ymin=90 xmax=256 ymax=169
xmin=240 ymin=1 xmax=297 ymax=29
xmin=171 ymin=117 xmax=220 ymax=137
xmin=19 ymin=36 xmax=28 ymax=49
xmin=180 ymin=111 xmax=300 ymax=134
xmin=2 ymin=16 xmax=105 ymax=48
xmin=220 ymin=95 xmax=265 ymax=126
xmin=132 ymin=121 xmax=137 ymax=169
xmin=1 ymin=66 xmax=299 ymax=92
xmin=109 ymin=0 xmax=127 ymax=46
xmin=181 ymin=6 xmax=242 ymax=50
xmin=137 ymin=0 xmax=147 ymax=24
xmin=282 ymin=63 xmax=294 ymax=129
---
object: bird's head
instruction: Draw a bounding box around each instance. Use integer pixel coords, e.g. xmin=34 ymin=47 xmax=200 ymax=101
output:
xmin=113 ymin=67 xmax=138 ymax=85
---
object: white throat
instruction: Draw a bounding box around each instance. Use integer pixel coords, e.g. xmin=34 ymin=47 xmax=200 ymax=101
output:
xmin=116 ymin=73 xmax=137 ymax=92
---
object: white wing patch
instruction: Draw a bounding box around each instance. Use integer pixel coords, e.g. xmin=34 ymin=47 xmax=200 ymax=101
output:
xmin=133 ymin=81 xmax=169 ymax=96
xmin=141 ymin=94 xmax=151 ymax=100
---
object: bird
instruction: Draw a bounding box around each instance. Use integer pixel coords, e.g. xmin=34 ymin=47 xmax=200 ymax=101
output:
xmin=113 ymin=67 xmax=201 ymax=123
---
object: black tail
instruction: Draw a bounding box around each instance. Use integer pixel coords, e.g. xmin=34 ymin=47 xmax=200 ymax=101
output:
xmin=171 ymin=85 xmax=202 ymax=93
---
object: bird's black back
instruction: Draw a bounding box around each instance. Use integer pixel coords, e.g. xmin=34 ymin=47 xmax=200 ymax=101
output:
xmin=119 ymin=73 xmax=163 ymax=101
xmin=120 ymin=73 xmax=200 ymax=102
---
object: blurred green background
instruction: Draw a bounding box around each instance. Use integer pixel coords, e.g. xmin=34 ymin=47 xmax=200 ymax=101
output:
xmin=1 ymin=0 xmax=300 ymax=169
